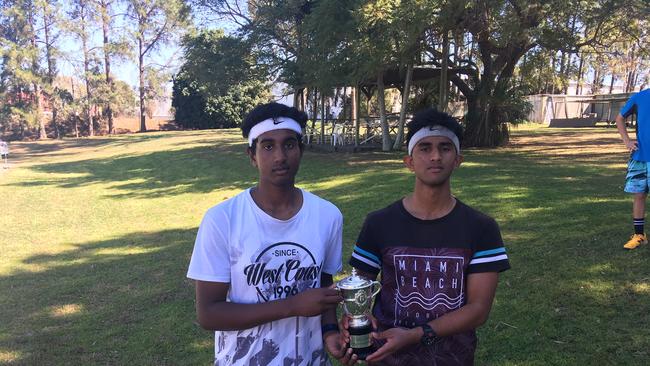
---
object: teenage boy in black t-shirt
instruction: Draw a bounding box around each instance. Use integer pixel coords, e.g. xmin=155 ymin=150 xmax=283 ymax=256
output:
xmin=342 ymin=109 xmax=510 ymax=365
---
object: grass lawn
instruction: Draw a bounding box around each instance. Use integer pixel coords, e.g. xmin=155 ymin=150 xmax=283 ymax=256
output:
xmin=1 ymin=126 xmax=649 ymax=365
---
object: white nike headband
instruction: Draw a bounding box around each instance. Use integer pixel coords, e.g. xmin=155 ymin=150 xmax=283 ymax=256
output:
xmin=248 ymin=117 xmax=303 ymax=146
xmin=407 ymin=125 xmax=460 ymax=155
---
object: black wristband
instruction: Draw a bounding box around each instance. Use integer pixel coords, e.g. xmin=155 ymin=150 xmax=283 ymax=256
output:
xmin=321 ymin=323 xmax=339 ymax=335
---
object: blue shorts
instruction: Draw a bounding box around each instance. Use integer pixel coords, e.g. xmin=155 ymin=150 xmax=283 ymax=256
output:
xmin=625 ymin=159 xmax=650 ymax=193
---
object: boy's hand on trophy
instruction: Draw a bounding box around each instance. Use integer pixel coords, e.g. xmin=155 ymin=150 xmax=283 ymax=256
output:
xmin=339 ymin=314 xmax=351 ymax=343
xmin=323 ymin=331 xmax=344 ymax=357
xmin=339 ymin=313 xmax=378 ymax=345
xmin=324 ymin=332 xmax=359 ymax=365
xmin=365 ymin=327 xmax=418 ymax=363
xmin=289 ymin=288 xmax=343 ymax=317
xmin=338 ymin=346 xmax=360 ymax=365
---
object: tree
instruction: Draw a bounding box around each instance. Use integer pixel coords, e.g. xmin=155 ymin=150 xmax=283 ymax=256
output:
xmin=172 ymin=29 xmax=270 ymax=129
xmin=0 ymin=0 xmax=46 ymax=139
xmin=69 ymin=0 xmax=98 ymax=136
xmin=126 ymin=0 xmax=189 ymax=132
xmin=39 ymin=0 xmax=62 ymax=138
xmin=302 ymin=0 xmax=432 ymax=150
xmin=429 ymin=0 xmax=638 ymax=146
xmin=91 ymin=0 xmax=127 ymax=134
xmin=302 ymin=0 xmax=645 ymax=147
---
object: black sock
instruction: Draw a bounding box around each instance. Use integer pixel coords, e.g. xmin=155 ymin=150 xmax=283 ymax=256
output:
xmin=634 ymin=218 xmax=644 ymax=235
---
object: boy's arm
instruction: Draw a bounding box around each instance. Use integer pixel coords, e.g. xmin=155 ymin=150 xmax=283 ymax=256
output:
xmin=616 ymin=95 xmax=638 ymax=152
xmin=321 ymin=273 xmax=352 ymax=362
xmin=365 ymin=272 xmax=499 ymax=363
xmin=195 ymin=280 xmax=342 ymax=331
xmin=320 ymin=273 xmax=338 ymax=328
xmin=422 ymin=271 xmax=498 ymax=337
xmin=616 ymin=114 xmax=637 ymax=152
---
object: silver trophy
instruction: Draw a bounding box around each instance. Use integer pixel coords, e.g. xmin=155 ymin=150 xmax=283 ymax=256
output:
xmin=336 ymin=268 xmax=381 ymax=360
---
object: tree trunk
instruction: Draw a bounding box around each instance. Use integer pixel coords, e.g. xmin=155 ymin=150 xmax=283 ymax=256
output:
xmin=100 ymin=0 xmax=114 ymax=134
xmin=562 ymin=53 xmax=573 ymax=95
xmin=29 ymin=10 xmax=45 ymax=140
xmin=393 ymin=63 xmax=413 ymax=150
xmin=439 ymin=30 xmax=449 ymax=112
xmin=460 ymin=38 xmax=523 ymax=147
xmin=353 ymin=85 xmax=360 ymax=147
xmin=592 ymin=68 xmax=601 ymax=94
xmin=464 ymin=88 xmax=508 ymax=147
xmin=80 ymin=2 xmax=94 ymax=137
xmin=520 ymin=54 xmax=527 ymax=87
xmin=293 ymin=88 xmax=301 ymax=108
xmin=71 ymin=78 xmax=79 ymax=137
xmin=559 ymin=51 xmax=567 ymax=93
xmin=43 ymin=4 xmax=57 ymax=138
xmin=311 ymin=87 xmax=318 ymax=121
xmin=320 ymin=91 xmax=325 ymax=144
xmin=318 ymin=88 xmax=324 ymax=143
xmin=576 ymin=53 xmax=585 ymax=95
xmin=377 ymin=72 xmax=391 ymax=151
xmin=34 ymin=83 xmax=46 ymax=139
xmin=138 ymin=35 xmax=147 ymax=132
xmin=628 ymin=69 xmax=637 ymax=92
xmin=548 ymin=55 xmax=556 ymax=94
xmin=609 ymin=74 xmax=616 ymax=94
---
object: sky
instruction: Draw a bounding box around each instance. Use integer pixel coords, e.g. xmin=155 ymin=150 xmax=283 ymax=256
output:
xmin=57 ymin=1 xmax=224 ymax=91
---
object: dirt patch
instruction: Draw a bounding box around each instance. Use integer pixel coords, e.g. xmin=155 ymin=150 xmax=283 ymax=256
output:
xmin=113 ymin=117 xmax=175 ymax=132
xmin=507 ymin=127 xmax=629 ymax=163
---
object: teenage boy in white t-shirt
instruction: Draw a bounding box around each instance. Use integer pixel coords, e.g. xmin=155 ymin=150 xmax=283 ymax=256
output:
xmin=187 ymin=102 xmax=356 ymax=365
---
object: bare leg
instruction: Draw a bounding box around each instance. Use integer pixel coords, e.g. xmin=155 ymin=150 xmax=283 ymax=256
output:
xmin=633 ymin=193 xmax=647 ymax=220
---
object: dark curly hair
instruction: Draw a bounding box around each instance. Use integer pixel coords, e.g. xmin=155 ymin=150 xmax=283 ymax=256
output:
xmin=406 ymin=108 xmax=463 ymax=154
xmin=241 ymin=102 xmax=308 ymax=153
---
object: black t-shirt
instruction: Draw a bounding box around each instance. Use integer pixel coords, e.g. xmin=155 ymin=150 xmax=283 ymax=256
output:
xmin=349 ymin=199 xmax=510 ymax=366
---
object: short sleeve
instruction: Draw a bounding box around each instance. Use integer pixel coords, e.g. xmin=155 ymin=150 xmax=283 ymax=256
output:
xmin=186 ymin=210 xmax=231 ymax=282
xmin=620 ymin=93 xmax=638 ymax=118
xmin=322 ymin=211 xmax=343 ymax=275
xmin=349 ymin=216 xmax=382 ymax=275
xmin=468 ymin=218 xmax=510 ymax=274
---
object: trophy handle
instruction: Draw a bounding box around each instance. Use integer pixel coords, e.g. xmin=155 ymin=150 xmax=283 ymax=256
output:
xmin=370 ymin=281 xmax=381 ymax=298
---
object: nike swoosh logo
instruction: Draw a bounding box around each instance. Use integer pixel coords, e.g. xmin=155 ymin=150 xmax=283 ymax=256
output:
xmin=273 ymin=119 xmax=283 ymax=125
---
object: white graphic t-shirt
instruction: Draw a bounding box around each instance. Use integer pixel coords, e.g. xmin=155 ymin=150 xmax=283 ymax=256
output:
xmin=187 ymin=188 xmax=343 ymax=366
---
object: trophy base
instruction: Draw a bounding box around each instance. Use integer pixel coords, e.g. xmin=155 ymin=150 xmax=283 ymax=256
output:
xmin=348 ymin=323 xmax=373 ymax=360
xmin=349 ymin=345 xmax=374 ymax=361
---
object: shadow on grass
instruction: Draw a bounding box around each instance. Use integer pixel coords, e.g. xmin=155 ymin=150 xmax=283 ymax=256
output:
xmin=0 ymin=229 xmax=208 ymax=365
xmin=5 ymin=138 xmax=414 ymax=200
xmin=5 ymin=143 xmax=255 ymax=199
xmin=6 ymin=130 xmax=243 ymax=167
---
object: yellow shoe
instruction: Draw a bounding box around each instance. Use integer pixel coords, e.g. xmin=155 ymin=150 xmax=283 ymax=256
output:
xmin=624 ymin=234 xmax=647 ymax=249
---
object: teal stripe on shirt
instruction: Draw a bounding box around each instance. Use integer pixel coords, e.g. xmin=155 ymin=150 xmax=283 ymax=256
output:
xmin=353 ymin=245 xmax=381 ymax=264
xmin=473 ymin=247 xmax=506 ymax=258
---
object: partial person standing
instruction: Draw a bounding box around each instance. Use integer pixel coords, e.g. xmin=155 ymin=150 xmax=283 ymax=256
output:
xmin=342 ymin=108 xmax=510 ymax=365
xmin=616 ymin=89 xmax=650 ymax=249
xmin=187 ymin=102 xmax=352 ymax=365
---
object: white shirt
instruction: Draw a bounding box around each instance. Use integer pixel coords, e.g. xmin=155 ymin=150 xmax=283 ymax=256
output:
xmin=187 ymin=188 xmax=343 ymax=366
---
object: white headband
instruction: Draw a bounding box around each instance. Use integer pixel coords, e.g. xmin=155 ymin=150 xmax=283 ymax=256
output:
xmin=248 ymin=117 xmax=303 ymax=146
xmin=407 ymin=125 xmax=460 ymax=155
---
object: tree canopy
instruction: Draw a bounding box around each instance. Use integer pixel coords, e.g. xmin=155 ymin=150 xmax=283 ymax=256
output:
xmin=172 ymin=29 xmax=270 ymax=129
xmin=198 ymin=0 xmax=648 ymax=147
